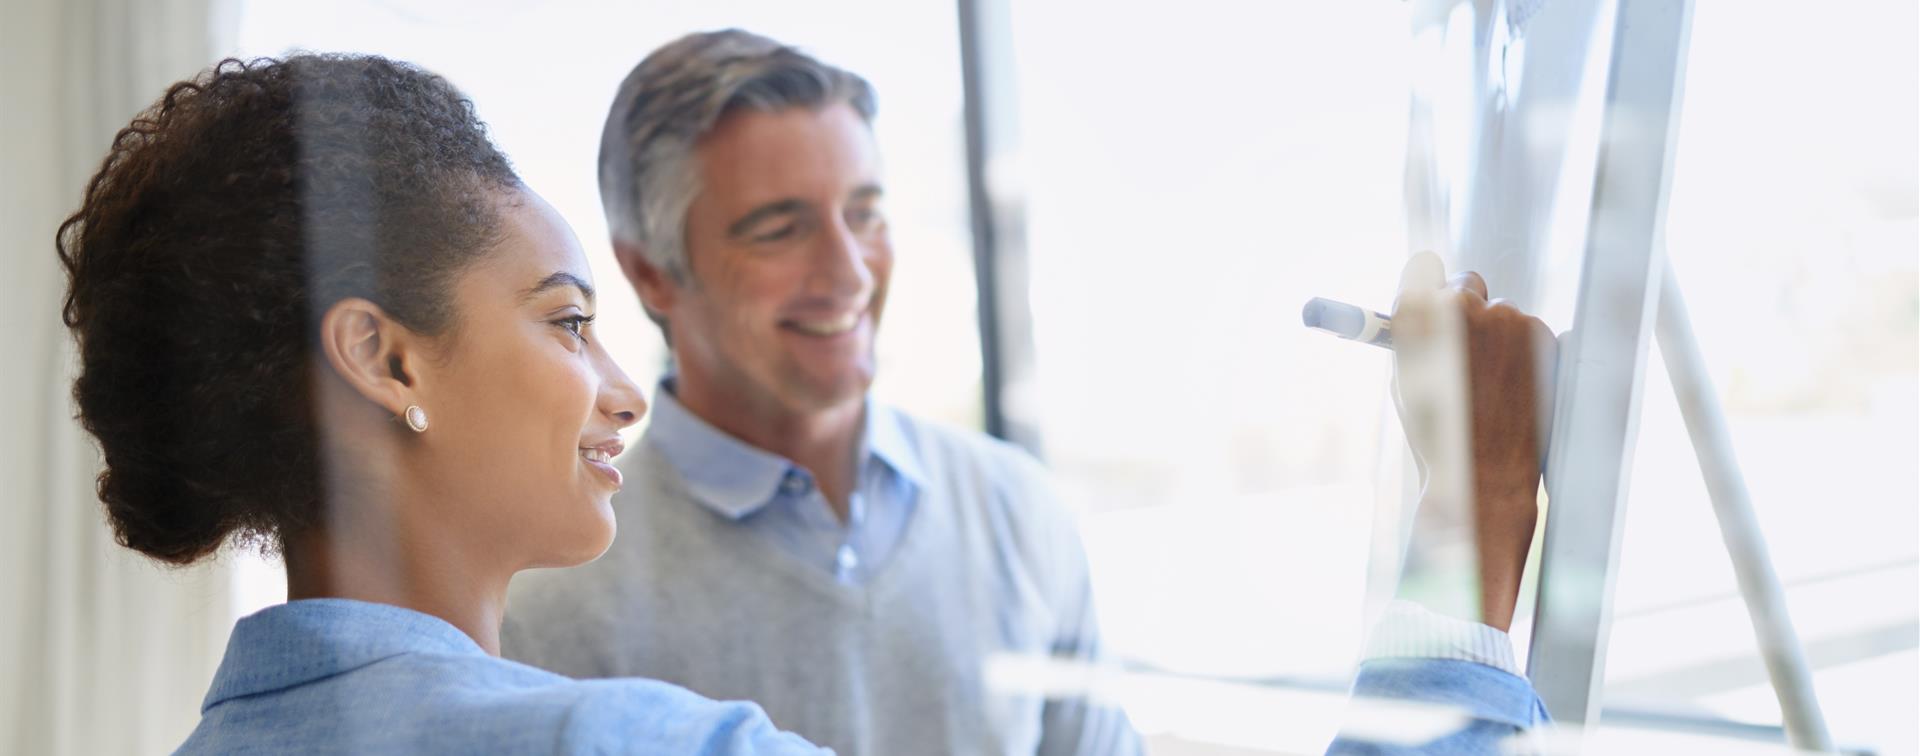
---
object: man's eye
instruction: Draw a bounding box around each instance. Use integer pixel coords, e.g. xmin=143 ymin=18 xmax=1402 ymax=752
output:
xmin=847 ymin=208 xmax=884 ymax=231
xmin=752 ymin=223 xmax=798 ymax=243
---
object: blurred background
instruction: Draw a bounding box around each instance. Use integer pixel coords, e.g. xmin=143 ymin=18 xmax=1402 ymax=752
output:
xmin=2 ymin=0 xmax=1913 ymax=753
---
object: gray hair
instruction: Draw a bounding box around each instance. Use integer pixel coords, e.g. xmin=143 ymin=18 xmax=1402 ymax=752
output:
xmin=599 ymin=29 xmax=877 ymax=282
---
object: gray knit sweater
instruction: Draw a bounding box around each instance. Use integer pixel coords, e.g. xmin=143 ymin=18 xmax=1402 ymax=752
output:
xmin=502 ymin=413 xmax=1139 ymax=756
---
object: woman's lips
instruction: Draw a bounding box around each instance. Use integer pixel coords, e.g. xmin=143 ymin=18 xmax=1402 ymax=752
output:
xmin=580 ymin=441 xmax=624 ymax=488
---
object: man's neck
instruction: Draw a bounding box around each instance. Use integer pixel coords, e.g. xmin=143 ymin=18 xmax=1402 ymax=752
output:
xmin=674 ymin=378 xmax=866 ymax=520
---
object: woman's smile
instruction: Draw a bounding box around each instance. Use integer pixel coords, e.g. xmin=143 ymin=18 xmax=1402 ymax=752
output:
xmin=579 ymin=438 xmax=625 ymax=488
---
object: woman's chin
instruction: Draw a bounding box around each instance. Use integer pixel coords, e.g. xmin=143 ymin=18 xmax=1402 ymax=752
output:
xmin=529 ymin=500 xmax=617 ymax=568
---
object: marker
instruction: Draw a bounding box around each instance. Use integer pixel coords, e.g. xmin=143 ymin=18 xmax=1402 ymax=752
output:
xmin=1302 ymin=297 xmax=1392 ymax=349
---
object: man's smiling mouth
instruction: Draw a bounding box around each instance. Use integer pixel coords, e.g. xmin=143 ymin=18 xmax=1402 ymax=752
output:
xmin=783 ymin=311 xmax=861 ymax=336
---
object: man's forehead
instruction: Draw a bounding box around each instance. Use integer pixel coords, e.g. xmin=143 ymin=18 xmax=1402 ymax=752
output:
xmin=694 ymin=104 xmax=881 ymax=200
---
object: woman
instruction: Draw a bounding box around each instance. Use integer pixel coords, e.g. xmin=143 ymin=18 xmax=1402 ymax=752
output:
xmin=59 ymin=53 xmax=821 ymax=754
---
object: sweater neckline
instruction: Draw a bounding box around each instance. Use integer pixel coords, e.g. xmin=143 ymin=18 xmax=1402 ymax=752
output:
xmin=646 ymin=446 xmax=939 ymax=607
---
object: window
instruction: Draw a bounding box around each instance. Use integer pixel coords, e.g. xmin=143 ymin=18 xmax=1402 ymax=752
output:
xmin=1006 ymin=2 xmax=1418 ymax=750
xmin=1004 ymin=0 xmax=1916 ymax=753
xmin=221 ymin=1 xmax=1917 ymax=751
xmin=1604 ymin=0 xmax=1917 ymax=750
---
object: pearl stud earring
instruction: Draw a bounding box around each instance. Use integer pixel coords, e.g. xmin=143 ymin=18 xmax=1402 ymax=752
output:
xmin=404 ymin=405 xmax=429 ymax=433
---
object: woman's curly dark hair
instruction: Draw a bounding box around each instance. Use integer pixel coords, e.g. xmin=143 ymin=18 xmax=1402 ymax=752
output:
xmin=57 ymin=54 xmax=520 ymax=565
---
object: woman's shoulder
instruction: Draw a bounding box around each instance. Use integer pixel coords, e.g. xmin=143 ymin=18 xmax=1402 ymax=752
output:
xmin=184 ymin=651 xmax=827 ymax=755
xmin=391 ymin=654 xmax=824 ymax=754
xmin=513 ymin=675 xmax=828 ymax=755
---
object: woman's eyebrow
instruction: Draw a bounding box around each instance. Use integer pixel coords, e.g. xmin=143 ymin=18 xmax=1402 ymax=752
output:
xmin=519 ymin=271 xmax=594 ymax=304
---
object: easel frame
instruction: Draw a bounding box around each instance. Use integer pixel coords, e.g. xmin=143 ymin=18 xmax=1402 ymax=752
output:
xmin=1527 ymin=1 xmax=1834 ymax=750
xmin=1526 ymin=0 xmax=1696 ymax=725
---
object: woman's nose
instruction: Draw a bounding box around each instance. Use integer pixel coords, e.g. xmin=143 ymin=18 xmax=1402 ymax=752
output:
xmin=596 ymin=350 xmax=647 ymax=428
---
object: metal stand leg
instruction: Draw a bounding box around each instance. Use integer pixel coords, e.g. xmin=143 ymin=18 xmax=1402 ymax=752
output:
xmin=1656 ymin=259 xmax=1835 ymax=751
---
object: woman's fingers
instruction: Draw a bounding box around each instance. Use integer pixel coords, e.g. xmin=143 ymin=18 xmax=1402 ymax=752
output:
xmin=1450 ymin=271 xmax=1489 ymax=300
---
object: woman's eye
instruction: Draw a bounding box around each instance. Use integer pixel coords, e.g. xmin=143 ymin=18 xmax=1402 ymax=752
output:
xmin=555 ymin=314 xmax=594 ymax=344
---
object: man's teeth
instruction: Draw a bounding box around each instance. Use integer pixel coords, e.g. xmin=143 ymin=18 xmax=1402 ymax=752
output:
xmin=581 ymin=448 xmax=612 ymax=464
xmin=789 ymin=313 xmax=859 ymax=336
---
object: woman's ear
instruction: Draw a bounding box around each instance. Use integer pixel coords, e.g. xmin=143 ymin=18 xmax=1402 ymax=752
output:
xmin=317 ymin=298 xmax=420 ymax=417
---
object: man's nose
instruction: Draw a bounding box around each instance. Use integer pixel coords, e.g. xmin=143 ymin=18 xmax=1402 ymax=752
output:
xmin=807 ymin=217 xmax=874 ymax=299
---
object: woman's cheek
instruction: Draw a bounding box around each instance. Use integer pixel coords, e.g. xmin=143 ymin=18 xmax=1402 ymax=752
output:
xmin=543 ymin=355 xmax=600 ymax=443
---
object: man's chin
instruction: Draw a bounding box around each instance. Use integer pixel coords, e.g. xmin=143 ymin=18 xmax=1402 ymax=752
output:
xmin=781 ymin=370 xmax=874 ymax=413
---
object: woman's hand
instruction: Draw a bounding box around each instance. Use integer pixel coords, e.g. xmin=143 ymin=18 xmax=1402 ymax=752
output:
xmin=1391 ymin=252 xmax=1557 ymax=632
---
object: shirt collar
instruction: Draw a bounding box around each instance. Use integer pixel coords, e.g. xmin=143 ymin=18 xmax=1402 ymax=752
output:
xmin=202 ymin=598 xmax=483 ymax=712
xmin=863 ymin=400 xmax=927 ymax=491
xmin=645 ymin=379 xmax=925 ymax=520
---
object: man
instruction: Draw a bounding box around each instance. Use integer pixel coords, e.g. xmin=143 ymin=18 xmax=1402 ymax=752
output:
xmin=505 ymin=29 xmax=1553 ymax=755
xmin=503 ymin=29 xmax=1137 ymax=755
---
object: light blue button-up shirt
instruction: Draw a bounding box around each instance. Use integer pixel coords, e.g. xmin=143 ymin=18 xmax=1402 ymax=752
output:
xmin=176 ymin=598 xmax=825 ymax=755
xmin=646 ymin=379 xmax=922 ymax=586
xmin=176 ymin=598 xmax=1541 ymax=754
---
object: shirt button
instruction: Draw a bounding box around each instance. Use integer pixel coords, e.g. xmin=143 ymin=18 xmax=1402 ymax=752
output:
xmin=782 ymin=472 xmax=810 ymax=496
xmin=836 ymin=545 xmax=859 ymax=571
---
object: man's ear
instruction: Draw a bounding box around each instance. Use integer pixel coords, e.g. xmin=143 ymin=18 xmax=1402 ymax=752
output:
xmin=613 ymin=240 xmax=680 ymax=320
xmin=317 ymin=298 xmax=422 ymax=417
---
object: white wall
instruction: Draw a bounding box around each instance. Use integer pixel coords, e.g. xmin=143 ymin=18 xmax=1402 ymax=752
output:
xmin=0 ymin=1 xmax=236 ymax=753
